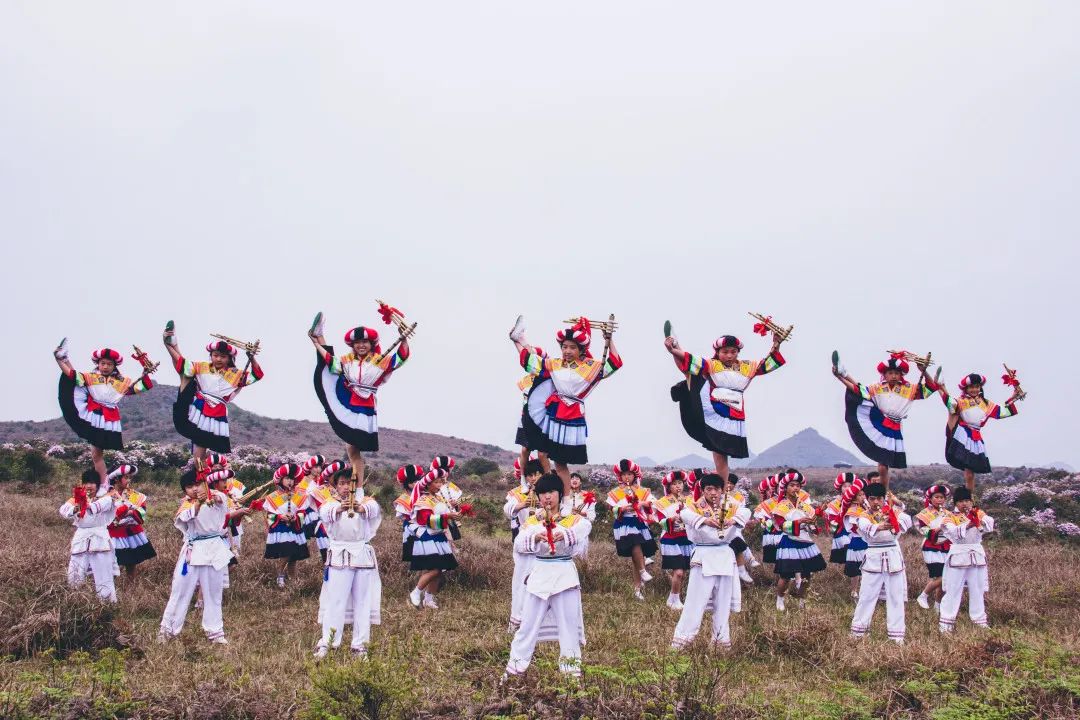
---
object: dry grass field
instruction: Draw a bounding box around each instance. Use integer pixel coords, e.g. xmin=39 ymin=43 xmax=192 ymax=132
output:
xmin=2 ymin=469 xmax=1079 ymax=720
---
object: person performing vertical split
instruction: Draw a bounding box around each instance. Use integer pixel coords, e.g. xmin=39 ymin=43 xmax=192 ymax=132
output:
xmin=309 ymin=302 xmax=414 ymax=483
xmin=505 ymin=473 xmax=591 ymax=680
xmin=848 ymin=483 xmax=912 ymax=644
xmin=60 ymin=469 xmax=118 ymax=602
xmin=932 ymin=371 xmax=1023 ymax=493
xmin=832 ymin=349 xmax=934 ymax=490
xmin=606 ymin=459 xmax=657 ymax=601
xmin=107 ymin=464 xmax=157 ymax=578
xmin=510 ymin=315 xmax=622 ymax=493
xmin=671 ymin=473 xmax=752 ymax=651
xmin=163 ymin=323 xmax=263 ymax=464
xmin=55 ymin=340 xmax=157 ymax=483
xmin=314 ymin=467 xmax=382 ymax=660
xmin=665 ymin=314 xmax=788 ymax=483
xmin=939 ymin=487 xmax=995 ymax=633
xmin=159 ymin=468 xmax=233 ymax=644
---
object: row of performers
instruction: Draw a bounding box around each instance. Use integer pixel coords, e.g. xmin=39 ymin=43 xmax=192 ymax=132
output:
xmin=54 ymin=311 xmax=1022 ymax=522
xmin=61 ymin=456 xmax=994 ymax=676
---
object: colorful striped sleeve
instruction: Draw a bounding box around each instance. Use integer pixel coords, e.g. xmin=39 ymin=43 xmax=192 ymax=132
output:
xmin=519 ymin=348 xmax=545 ymax=375
xmin=857 ymin=383 xmax=873 ymax=401
xmin=991 ymin=402 xmax=1018 ymax=420
xmin=72 ymin=370 xmax=88 ymax=387
xmin=389 ymin=343 xmax=410 ymax=370
xmin=322 ymin=350 xmax=342 ymax=375
xmin=602 ymin=349 xmax=623 ymax=378
xmin=915 ymin=381 xmax=934 ymax=400
xmin=676 ymin=352 xmax=704 ymax=377
xmin=127 ymin=375 xmax=154 ymax=395
xmin=174 ymin=355 xmax=195 ymax=378
xmin=754 ymin=350 xmax=785 ymax=376
xmin=941 ymin=391 xmax=958 ymax=414
xmin=241 ymin=362 xmax=264 ymax=387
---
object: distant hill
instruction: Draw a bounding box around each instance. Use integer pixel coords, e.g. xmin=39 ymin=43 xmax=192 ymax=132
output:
xmin=1045 ymin=461 xmax=1076 ymax=473
xmin=662 ymin=453 xmax=713 ymax=470
xmin=748 ymin=428 xmax=863 ymax=469
xmin=0 ymin=384 xmax=512 ymax=466
xmin=633 ymin=456 xmax=659 ymax=468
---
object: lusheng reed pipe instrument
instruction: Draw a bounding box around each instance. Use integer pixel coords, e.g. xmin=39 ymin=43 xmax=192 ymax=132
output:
xmin=886 ymin=349 xmax=933 ymax=369
xmin=563 ymin=316 xmax=619 ymax=334
xmin=372 ymin=299 xmax=417 ymax=365
xmin=749 ymin=312 xmax=794 ymax=343
xmin=210 ymin=333 xmax=261 ymax=356
xmin=131 ymin=345 xmax=160 ymax=374
xmin=1002 ymin=363 xmax=1028 ymax=401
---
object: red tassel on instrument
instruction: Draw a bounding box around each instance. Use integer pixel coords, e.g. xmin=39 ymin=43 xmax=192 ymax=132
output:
xmin=545 ymin=516 xmax=556 ymax=553
xmin=73 ymin=485 xmax=89 ymax=518
xmin=891 ymin=351 xmax=906 ymax=360
xmin=378 ymin=303 xmax=402 ymax=325
xmin=459 ymin=503 xmax=476 ymax=518
xmin=752 ymin=316 xmax=771 ymax=336
xmin=582 ymin=491 xmax=596 ymax=505
xmin=884 ymin=504 xmax=900 ymax=534
xmin=1002 ymin=374 xmax=1020 ymax=387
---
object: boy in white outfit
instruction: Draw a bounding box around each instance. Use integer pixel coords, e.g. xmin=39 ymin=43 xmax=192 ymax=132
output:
xmin=503 ymin=459 xmax=543 ymax=633
xmin=849 ymin=483 xmax=912 ymax=644
xmin=314 ymin=467 xmax=382 ymax=659
xmin=158 ymin=469 xmax=233 ymax=644
xmin=939 ymin=486 xmax=994 ymax=632
xmin=671 ymin=473 xmax=751 ymax=650
xmin=60 ymin=468 xmax=117 ymax=602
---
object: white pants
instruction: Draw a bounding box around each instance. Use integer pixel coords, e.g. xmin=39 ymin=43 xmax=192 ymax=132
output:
xmin=160 ymin=564 xmax=225 ymax=640
xmin=68 ymin=551 xmax=117 ymax=603
xmin=507 ymin=588 xmax=583 ymax=676
xmin=939 ymin=565 xmax=988 ymax=631
xmin=851 ymin=570 xmax=906 ymax=642
xmin=510 ymin=551 xmax=530 ymax=626
xmin=672 ymin=566 xmax=734 ymax=649
xmin=319 ymin=567 xmax=377 ymax=650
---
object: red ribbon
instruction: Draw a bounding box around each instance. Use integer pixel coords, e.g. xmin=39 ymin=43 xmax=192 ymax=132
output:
xmin=378 ymin=304 xmax=402 ymax=326
xmin=890 ymin=351 xmax=906 ymax=360
xmin=884 ymin=504 xmax=900 ymax=534
xmin=752 ymin=317 xmax=771 ymax=336
xmin=545 ymin=517 xmax=556 ymax=553
xmin=581 ymin=491 xmax=596 ymax=505
xmin=458 ymin=503 xmax=475 ymax=518
xmin=1002 ymin=374 xmax=1020 ymax=387
xmin=73 ymin=485 xmax=89 ymax=518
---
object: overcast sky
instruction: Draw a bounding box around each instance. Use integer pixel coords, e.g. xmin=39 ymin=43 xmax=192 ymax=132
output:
xmin=2 ymin=3 xmax=1076 ymax=469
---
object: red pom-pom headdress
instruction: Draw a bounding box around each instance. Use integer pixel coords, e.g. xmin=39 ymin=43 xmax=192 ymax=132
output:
xmin=206 ymin=340 xmax=237 ymax=357
xmin=878 ymin=355 xmax=910 ymax=376
xmin=924 ymin=484 xmax=951 ymax=507
xmin=959 ymin=373 xmax=986 ymax=390
xmin=273 ymin=463 xmax=306 ymax=483
xmin=412 ymin=468 xmax=448 ymax=504
xmin=303 ymin=455 xmax=326 ymax=472
xmin=613 ymin=459 xmax=641 ymax=479
xmin=91 ymin=348 xmax=123 ymax=366
xmin=319 ymin=461 xmax=346 ymax=484
xmin=344 ymin=326 xmax=381 ymax=354
xmin=431 ymin=455 xmax=455 ymax=474
xmin=834 ymin=472 xmax=859 ymax=491
xmin=206 ymin=468 xmax=234 ymax=484
xmin=556 ymin=318 xmax=592 ymax=351
xmin=206 ymin=453 xmax=228 ymax=470
xmin=397 ymin=464 xmax=425 ymax=488
xmin=662 ymin=470 xmax=688 ymax=490
xmin=713 ymin=335 xmax=743 ymax=352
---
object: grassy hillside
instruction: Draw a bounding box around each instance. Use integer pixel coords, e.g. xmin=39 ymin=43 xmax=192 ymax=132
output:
xmin=1 ymin=464 xmax=1078 ymax=719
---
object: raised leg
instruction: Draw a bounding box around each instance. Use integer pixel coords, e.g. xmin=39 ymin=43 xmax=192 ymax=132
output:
xmin=346 ymin=444 xmax=366 ymax=482
xmin=711 ymin=452 xmax=730 ymax=483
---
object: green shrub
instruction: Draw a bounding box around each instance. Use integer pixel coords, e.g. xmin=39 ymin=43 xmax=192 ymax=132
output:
xmin=302 ymin=644 xmax=418 ymax=720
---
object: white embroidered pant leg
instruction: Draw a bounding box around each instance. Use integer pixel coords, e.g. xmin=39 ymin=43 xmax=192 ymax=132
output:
xmin=320 ymin=568 xmax=351 ymax=648
xmin=510 ymin=552 xmax=528 ymax=626
xmin=673 ymin=566 xmax=712 ymax=647
xmin=506 ymin=591 xmax=552 ymax=675
xmin=349 ymin=569 xmax=376 ymax=650
xmin=160 ymin=564 xmax=199 ymax=636
xmin=67 ymin=553 xmax=89 ymax=587
xmin=939 ymin=565 xmax=967 ymax=631
xmin=550 ymin=588 xmax=584 ymax=675
xmin=967 ymin=567 xmax=988 ymax=626
xmin=851 ymin=571 xmax=886 ymax=637
xmin=70 ymin=552 xmax=117 ymax=602
xmin=709 ymin=575 xmax=734 ymax=647
xmin=884 ymin=572 xmax=907 ymax=641
xmin=195 ymin=566 xmax=225 ymax=640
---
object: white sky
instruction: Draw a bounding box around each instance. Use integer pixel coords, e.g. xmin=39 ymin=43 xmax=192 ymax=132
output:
xmin=1 ymin=3 xmax=1076 ymax=467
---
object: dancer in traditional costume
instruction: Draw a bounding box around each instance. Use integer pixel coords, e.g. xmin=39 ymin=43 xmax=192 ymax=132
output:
xmin=841 ymin=478 xmax=868 ymax=600
xmin=655 ymin=471 xmax=692 ymax=610
xmin=505 ymin=458 xmax=543 ymax=632
xmin=772 ymin=472 xmax=825 ymax=611
xmin=407 ymin=468 xmax=461 ymax=610
xmin=606 ymin=460 xmax=657 ymax=601
xmin=511 ymin=317 xmax=622 ymax=492
xmin=832 ymin=352 xmax=933 ymax=489
xmin=505 ymin=473 xmax=591 ymax=679
xmin=163 ymin=324 xmax=263 ymax=462
xmin=106 ymin=464 xmax=156 ymax=577
xmin=939 ymin=487 xmax=994 ymax=633
xmin=314 ymin=467 xmax=382 ymax=659
xmin=431 ymin=456 xmax=467 ymax=543
xmin=561 ymin=472 xmax=597 ymax=558
xmin=298 ymin=455 xmax=329 ymax=560
xmin=752 ymin=475 xmax=781 ymax=568
xmin=724 ymin=473 xmax=758 ymax=584
xmin=158 ymin=469 xmax=232 ymax=644
xmin=262 ymin=463 xmax=311 ymax=588
xmin=55 ymin=342 xmax=155 ymax=483
xmin=665 ymin=330 xmax=784 ymax=483
xmin=60 ymin=469 xmax=117 ymax=602
xmin=826 ymin=473 xmax=859 ymax=596
xmin=395 ymin=465 xmax=424 ymax=564
xmin=933 ymin=373 xmax=1022 ymax=493
xmin=671 ymin=473 xmax=752 ymax=650
xmin=308 ymin=306 xmax=411 ymax=481
xmin=915 ymin=484 xmax=951 ymax=611
xmin=848 ymin=483 xmax=912 ymax=644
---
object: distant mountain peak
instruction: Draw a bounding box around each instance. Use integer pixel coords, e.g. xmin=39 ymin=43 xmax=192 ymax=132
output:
xmin=748 ymin=427 xmax=863 ymax=469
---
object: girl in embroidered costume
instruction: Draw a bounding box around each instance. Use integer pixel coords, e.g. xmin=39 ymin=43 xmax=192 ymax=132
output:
xmin=61 ymin=468 xmax=118 ymax=602
xmin=395 ymin=465 xmax=424 ymax=564
xmin=158 ymin=468 xmax=233 ymax=644
xmin=848 ymin=483 xmax=912 ymax=644
xmin=162 ymin=324 xmax=263 ymax=462
xmin=655 ymin=471 xmax=692 ymax=610
xmin=915 ymin=484 xmax=951 ymax=611
xmin=431 ymin=456 xmax=466 ymax=543
xmin=262 ymin=463 xmax=311 ymax=588
xmin=606 ymin=459 xmax=658 ymax=601
xmin=832 ymin=353 xmax=933 ymax=489
xmin=505 ymin=473 xmax=591 ymax=679
xmin=938 ymin=486 xmax=994 ymax=633
xmin=314 ymin=467 xmax=383 ymax=660
xmin=408 ymin=468 xmax=461 ymax=610
xmin=560 ymin=472 xmax=597 ymax=558
xmin=55 ymin=342 xmax=155 ymax=483
xmin=671 ymin=473 xmax=752 ymax=651
xmin=665 ymin=331 xmax=785 ymax=483
xmin=106 ymin=464 xmax=156 ymax=577
xmin=772 ymin=471 xmax=826 ymax=611
xmin=505 ymin=458 xmax=544 ymax=633
xmin=933 ymin=373 xmax=1022 ymax=493
xmin=308 ymin=309 xmax=410 ymax=482
xmin=752 ymin=475 xmax=782 ymax=568
xmin=825 ymin=472 xmax=859 ymax=597
xmin=511 ymin=317 xmax=622 ymax=492
xmin=298 ymin=455 xmax=330 ymax=561
xmin=841 ymin=478 xmax=869 ymax=600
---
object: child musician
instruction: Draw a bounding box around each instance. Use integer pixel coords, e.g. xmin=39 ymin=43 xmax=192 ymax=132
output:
xmin=848 ymin=483 xmax=912 ymax=644
xmin=939 ymin=487 xmax=995 ymax=633
xmin=606 ymin=459 xmax=658 ymax=601
xmin=915 ymin=484 xmax=951 ymax=611
xmin=60 ymin=468 xmax=117 ymax=602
